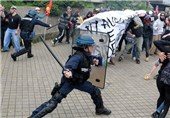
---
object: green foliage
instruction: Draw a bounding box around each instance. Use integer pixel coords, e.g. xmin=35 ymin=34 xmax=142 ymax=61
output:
xmin=1 ymin=0 xmax=153 ymax=16
xmin=103 ymin=0 xmax=152 ymax=11
xmin=1 ymin=1 xmax=95 ymax=16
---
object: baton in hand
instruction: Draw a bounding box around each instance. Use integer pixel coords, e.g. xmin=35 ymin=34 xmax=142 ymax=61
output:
xmin=39 ymin=35 xmax=64 ymax=69
xmin=47 ymin=23 xmax=58 ymax=30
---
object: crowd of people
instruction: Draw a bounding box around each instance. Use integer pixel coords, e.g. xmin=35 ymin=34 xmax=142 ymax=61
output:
xmin=1 ymin=4 xmax=170 ymax=118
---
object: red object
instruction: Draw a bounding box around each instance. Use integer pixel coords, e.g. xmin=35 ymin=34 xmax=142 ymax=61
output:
xmin=155 ymin=5 xmax=159 ymax=15
xmin=68 ymin=21 xmax=73 ymax=27
xmin=46 ymin=0 xmax=52 ymax=16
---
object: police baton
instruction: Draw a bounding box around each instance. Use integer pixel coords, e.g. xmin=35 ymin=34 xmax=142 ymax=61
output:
xmin=46 ymin=23 xmax=58 ymax=30
xmin=39 ymin=35 xmax=65 ymax=69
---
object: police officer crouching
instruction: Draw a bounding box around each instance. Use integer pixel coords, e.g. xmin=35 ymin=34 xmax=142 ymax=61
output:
xmin=28 ymin=34 xmax=111 ymax=118
xmin=11 ymin=10 xmax=51 ymax=61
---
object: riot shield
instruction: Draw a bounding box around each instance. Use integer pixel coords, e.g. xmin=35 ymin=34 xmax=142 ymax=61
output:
xmin=73 ymin=29 xmax=109 ymax=89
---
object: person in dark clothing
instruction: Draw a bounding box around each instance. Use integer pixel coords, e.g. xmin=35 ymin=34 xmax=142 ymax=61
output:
xmin=28 ymin=34 xmax=111 ymax=118
xmin=11 ymin=10 xmax=51 ymax=61
xmin=125 ymin=16 xmax=144 ymax=64
xmin=0 ymin=4 xmax=9 ymax=50
xmin=151 ymin=53 xmax=170 ymax=118
xmin=51 ymin=6 xmax=74 ymax=45
xmin=2 ymin=6 xmax=21 ymax=52
xmin=143 ymin=15 xmax=153 ymax=62
xmin=151 ymin=38 xmax=170 ymax=118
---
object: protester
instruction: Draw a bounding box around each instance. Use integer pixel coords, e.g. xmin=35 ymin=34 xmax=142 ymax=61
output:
xmin=2 ymin=6 xmax=21 ymax=52
xmin=127 ymin=15 xmax=144 ymax=64
xmin=51 ymin=6 xmax=74 ymax=45
xmin=143 ymin=15 xmax=153 ymax=62
xmin=151 ymin=39 xmax=170 ymax=118
xmin=150 ymin=13 xmax=165 ymax=55
xmin=0 ymin=4 xmax=9 ymax=50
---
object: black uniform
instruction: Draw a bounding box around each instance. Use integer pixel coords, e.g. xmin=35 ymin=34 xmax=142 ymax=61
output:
xmin=28 ymin=50 xmax=111 ymax=118
xmin=11 ymin=14 xmax=50 ymax=61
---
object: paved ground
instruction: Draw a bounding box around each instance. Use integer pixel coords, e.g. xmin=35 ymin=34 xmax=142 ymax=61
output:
xmin=1 ymin=40 xmax=170 ymax=118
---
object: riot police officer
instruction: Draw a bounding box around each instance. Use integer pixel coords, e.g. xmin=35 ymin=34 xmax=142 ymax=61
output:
xmin=11 ymin=10 xmax=51 ymax=61
xmin=28 ymin=34 xmax=111 ymax=118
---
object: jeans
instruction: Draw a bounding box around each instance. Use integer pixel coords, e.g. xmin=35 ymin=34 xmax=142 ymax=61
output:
xmin=157 ymin=102 xmax=164 ymax=113
xmin=3 ymin=28 xmax=21 ymax=52
xmin=132 ymin=44 xmax=137 ymax=58
xmin=31 ymin=81 xmax=103 ymax=118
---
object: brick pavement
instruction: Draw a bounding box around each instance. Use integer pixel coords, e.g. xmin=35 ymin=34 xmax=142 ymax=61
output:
xmin=1 ymin=40 xmax=170 ymax=118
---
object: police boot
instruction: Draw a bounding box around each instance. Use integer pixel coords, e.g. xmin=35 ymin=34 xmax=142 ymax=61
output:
xmin=27 ymin=48 xmax=34 ymax=58
xmin=11 ymin=53 xmax=17 ymax=61
xmin=96 ymin=106 xmax=111 ymax=115
xmin=11 ymin=48 xmax=28 ymax=61
xmin=91 ymin=87 xmax=111 ymax=115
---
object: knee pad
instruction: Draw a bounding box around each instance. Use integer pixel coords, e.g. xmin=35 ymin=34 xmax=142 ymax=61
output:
xmin=52 ymin=92 xmax=66 ymax=103
xmin=47 ymin=100 xmax=58 ymax=113
xmin=93 ymin=87 xmax=101 ymax=96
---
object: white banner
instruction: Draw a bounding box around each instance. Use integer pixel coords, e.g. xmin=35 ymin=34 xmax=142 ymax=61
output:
xmin=78 ymin=10 xmax=137 ymax=57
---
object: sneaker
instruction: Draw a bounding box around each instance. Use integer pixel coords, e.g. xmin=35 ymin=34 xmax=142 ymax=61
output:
xmin=51 ymin=40 xmax=55 ymax=46
xmin=96 ymin=107 xmax=111 ymax=115
xmin=132 ymin=57 xmax=136 ymax=61
xmin=27 ymin=54 xmax=34 ymax=58
xmin=1 ymin=49 xmax=9 ymax=52
xmin=136 ymin=59 xmax=140 ymax=64
xmin=145 ymin=57 xmax=149 ymax=62
xmin=11 ymin=54 xmax=16 ymax=61
xmin=118 ymin=56 xmax=124 ymax=62
xmin=151 ymin=111 xmax=160 ymax=118
xmin=51 ymin=39 xmax=57 ymax=46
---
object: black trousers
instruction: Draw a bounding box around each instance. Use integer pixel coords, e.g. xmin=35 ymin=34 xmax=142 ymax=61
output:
xmin=30 ymin=81 xmax=104 ymax=118
xmin=143 ymin=37 xmax=150 ymax=57
xmin=159 ymin=84 xmax=170 ymax=118
xmin=13 ymin=32 xmax=33 ymax=57
xmin=156 ymin=76 xmax=170 ymax=118
xmin=56 ymin=26 xmax=70 ymax=43
xmin=156 ymin=76 xmax=165 ymax=109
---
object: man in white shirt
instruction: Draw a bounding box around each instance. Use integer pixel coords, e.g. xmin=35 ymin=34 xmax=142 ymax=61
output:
xmin=150 ymin=13 xmax=165 ymax=55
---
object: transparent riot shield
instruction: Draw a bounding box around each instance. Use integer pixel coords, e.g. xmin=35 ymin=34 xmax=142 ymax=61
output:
xmin=73 ymin=29 xmax=109 ymax=89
